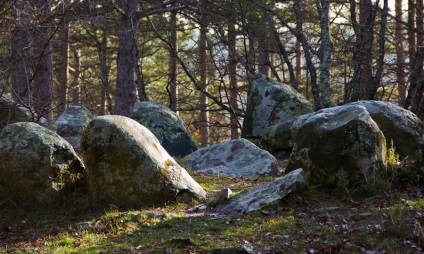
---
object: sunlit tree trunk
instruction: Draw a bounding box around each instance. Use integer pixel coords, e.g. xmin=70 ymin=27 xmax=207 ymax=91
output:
xmin=199 ymin=8 xmax=209 ymax=147
xmin=115 ymin=0 xmax=138 ymax=116
xmin=69 ymin=46 xmax=81 ymax=106
xmin=228 ymin=19 xmax=239 ymax=139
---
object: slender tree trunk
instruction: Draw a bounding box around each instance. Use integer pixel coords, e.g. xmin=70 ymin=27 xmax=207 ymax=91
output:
xmin=395 ymin=0 xmax=407 ymax=104
xmin=199 ymin=21 xmax=209 ymax=147
xmin=228 ymin=19 xmax=239 ymax=139
xmin=411 ymin=0 xmax=424 ymax=114
xmin=295 ymin=39 xmax=302 ymax=82
xmin=57 ymin=21 xmax=69 ymax=115
xmin=11 ymin=1 xmax=31 ymax=107
xmin=70 ymin=46 xmax=81 ymax=105
xmin=316 ymin=0 xmax=334 ymax=108
xmin=359 ymin=0 xmax=374 ymax=99
xmin=115 ymin=0 xmax=138 ymax=116
xmin=168 ymin=10 xmax=178 ymax=113
xmin=368 ymin=0 xmax=388 ymax=99
xmin=32 ymin=1 xmax=53 ymax=121
xmin=91 ymin=20 xmax=112 ymax=114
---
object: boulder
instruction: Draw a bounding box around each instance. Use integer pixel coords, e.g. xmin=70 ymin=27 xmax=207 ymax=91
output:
xmin=81 ymin=115 xmax=206 ymax=207
xmin=0 ymin=95 xmax=54 ymax=131
xmin=261 ymin=113 xmax=312 ymax=152
xmin=241 ymin=73 xmax=313 ymax=139
xmin=349 ymin=101 xmax=424 ymax=163
xmin=217 ymin=168 xmax=307 ymax=214
xmin=129 ymin=101 xmax=197 ymax=157
xmin=55 ymin=106 xmax=94 ymax=153
xmin=286 ymin=105 xmax=387 ymax=189
xmin=263 ymin=101 xmax=424 ymax=166
xmin=0 ymin=122 xmax=85 ymax=207
xmin=181 ymin=138 xmax=281 ymax=178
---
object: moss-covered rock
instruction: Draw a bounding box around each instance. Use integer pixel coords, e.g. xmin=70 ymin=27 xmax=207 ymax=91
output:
xmin=261 ymin=113 xmax=313 ymax=152
xmin=130 ymin=102 xmax=197 ymax=157
xmin=241 ymin=73 xmax=313 ymax=139
xmin=0 ymin=122 xmax=86 ymax=207
xmin=286 ymin=105 xmax=387 ymax=190
xmin=182 ymin=138 xmax=281 ymax=178
xmin=81 ymin=115 xmax=206 ymax=207
xmin=0 ymin=95 xmax=55 ymax=132
xmin=349 ymin=101 xmax=424 ymax=164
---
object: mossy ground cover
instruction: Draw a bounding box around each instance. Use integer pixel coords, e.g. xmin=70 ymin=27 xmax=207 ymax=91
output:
xmin=1 ymin=171 xmax=424 ymax=253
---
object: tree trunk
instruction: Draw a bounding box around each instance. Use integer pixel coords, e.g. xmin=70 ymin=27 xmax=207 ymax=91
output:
xmin=295 ymin=39 xmax=302 ymax=82
xmin=11 ymin=1 xmax=31 ymax=107
xmin=228 ymin=19 xmax=239 ymax=139
xmin=32 ymin=1 xmax=53 ymax=121
xmin=168 ymin=10 xmax=178 ymax=113
xmin=57 ymin=21 xmax=69 ymax=115
xmin=115 ymin=0 xmax=138 ymax=116
xmin=395 ymin=0 xmax=407 ymax=104
xmin=69 ymin=46 xmax=81 ymax=106
xmin=317 ymin=0 xmax=334 ymax=108
xmin=199 ymin=10 xmax=209 ymax=147
xmin=368 ymin=0 xmax=388 ymax=100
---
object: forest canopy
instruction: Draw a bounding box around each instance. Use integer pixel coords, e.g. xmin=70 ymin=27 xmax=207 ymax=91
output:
xmin=0 ymin=0 xmax=422 ymax=146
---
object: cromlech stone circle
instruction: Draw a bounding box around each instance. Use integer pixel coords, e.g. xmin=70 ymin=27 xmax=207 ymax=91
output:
xmin=0 ymin=122 xmax=86 ymax=207
xmin=130 ymin=101 xmax=197 ymax=157
xmin=81 ymin=115 xmax=206 ymax=207
xmin=182 ymin=138 xmax=282 ymax=178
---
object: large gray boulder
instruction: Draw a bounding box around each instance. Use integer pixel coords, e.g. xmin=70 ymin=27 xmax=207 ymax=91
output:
xmin=263 ymin=101 xmax=424 ymax=166
xmin=217 ymin=168 xmax=307 ymax=214
xmin=286 ymin=105 xmax=387 ymax=189
xmin=55 ymin=106 xmax=94 ymax=153
xmin=0 ymin=122 xmax=86 ymax=207
xmin=349 ymin=101 xmax=424 ymax=163
xmin=0 ymin=95 xmax=54 ymax=131
xmin=130 ymin=101 xmax=197 ymax=157
xmin=81 ymin=115 xmax=206 ymax=207
xmin=242 ymin=74 xmax=313 ymax=139
xmin=181 ymin=138 xmax=281 ymax=178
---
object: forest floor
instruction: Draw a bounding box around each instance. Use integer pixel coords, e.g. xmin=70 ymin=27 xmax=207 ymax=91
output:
xmin=1 ymin=171 xmax=424 ymax=254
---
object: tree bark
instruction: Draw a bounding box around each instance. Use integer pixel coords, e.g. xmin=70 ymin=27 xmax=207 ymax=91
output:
xmin=199 ymin=13 xmax=209 ymax=147
xmin=56 ymin=21 xmax=69 ymax=115
xmin=316 ymin=0 xmax=334 ymax=108
xmin=168 ymin=10 xmax=178 ymax=113
xmin=115 ymin=0 xmax=138 ymax=116
xmin=368 ymin=0 xmax=388 ymax=100
xmin=228 ymin=19 xmax=239 ymax=139
xmin=11 ymin=1 xmax=31 ymax=107
xmin=32 ymin=0 xmax=53 ymax=121
xmin=69 ymin=46 xmax=81 ymax=106
xmin=395 ymin=0 xmax=407 ymax=104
